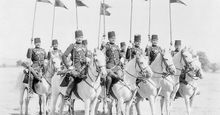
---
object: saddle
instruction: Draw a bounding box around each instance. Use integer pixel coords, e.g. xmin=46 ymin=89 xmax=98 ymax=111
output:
xmin=23 ymin=70 xmax=41 ymax=93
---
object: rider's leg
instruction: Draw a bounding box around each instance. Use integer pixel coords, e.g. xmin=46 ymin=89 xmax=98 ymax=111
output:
xmin=106 ymin=75 xmax=112 ymax=96
xmin=64 ymin=77 xmax=75 ymax=100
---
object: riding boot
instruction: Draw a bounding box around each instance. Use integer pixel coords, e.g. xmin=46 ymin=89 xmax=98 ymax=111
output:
xmin=64 ymin=78 xmax=75 ymax=100
xmin=28 ymin=75 xmax=33 ymax=94
xmin=106 ymin=76 xmax=112 ymax=96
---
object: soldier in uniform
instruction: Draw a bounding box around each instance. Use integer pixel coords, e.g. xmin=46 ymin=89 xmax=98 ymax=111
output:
xmin=101 ymin=31 xmax=123 ymax=96
xmin=171 ymin=40 xmax=182 ymax=57
xmin=47 ymin=39 xmax=62 ymax=61
xmin=62 ymin=30 xmax=90 ymax=100
xmin=26 ymin=37 xmax=47 ymax=93
xmin=126 ymin=35 xmax=143 ymax=60
xmin=145 ymin=34 xmax=162 ymax=64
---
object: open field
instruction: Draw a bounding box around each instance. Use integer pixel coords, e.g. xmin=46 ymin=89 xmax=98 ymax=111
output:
xmin=0 ymin=67 xmax=219 ymax=115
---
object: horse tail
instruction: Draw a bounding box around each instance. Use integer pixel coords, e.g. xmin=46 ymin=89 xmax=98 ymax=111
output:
xmin=15 ymin=70 xmax=26 ymax=91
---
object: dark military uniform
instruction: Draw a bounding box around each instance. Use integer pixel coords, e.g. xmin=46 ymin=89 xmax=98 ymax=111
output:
xmin=145 ymin=35 xmax=162 ymax=64
xmin=171 ymin=40 xmax=181 ymax=57
xmin=102 ymin=31 xmax=123 ymax=96
xmin=26 ymin=38 xmax=47 ymax=92
xmin=62 ymin=30 xmax=88 ymax=99
xmin=126 ymin=35 xmax=143 ymax=60
xmin=119 ymin=42 xmax=127 ymax=67
xmin=48 ymin=39 xmax=62 ymax=60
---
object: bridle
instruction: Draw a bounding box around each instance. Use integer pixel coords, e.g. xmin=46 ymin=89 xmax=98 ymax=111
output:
xmin=153 ymin=53 xmax=175 ymax=78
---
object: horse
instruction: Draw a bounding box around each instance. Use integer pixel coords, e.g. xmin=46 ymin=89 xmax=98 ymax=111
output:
xmin=134 ymin=49 xmax=176 ymax=115
xmin=175 ymin=51 xmax=203 ymax=115
xmin=17 ymin=56 xmax=63 ymax=115
xmin=95 ymin=54 xmax=153 ymax=115
xmin=50 ymin=49 xmax=107 ymax=115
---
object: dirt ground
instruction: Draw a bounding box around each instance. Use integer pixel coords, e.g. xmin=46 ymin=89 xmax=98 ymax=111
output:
xmin=0 ymin=67 xmax=220 ymax=115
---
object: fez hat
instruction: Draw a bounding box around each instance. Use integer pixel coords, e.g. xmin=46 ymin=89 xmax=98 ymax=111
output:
xmin=175 ymin=40 xmax=181 ymax=46
xmin=108 ymin=31 xmax=116 ymax=38
xmin=120 ymin=42 xmax=126 ymax=47
xmin=52 ymin=39 xmax=58 ymax=45
xmin=34 ymin=37 xmax=41 ymax=43
xmin=75 ymin=30 xmax=83 ymax=38
xmin=82 ymin=40 xmax=88 ymax=45
xmin=134 ymin=35 xmax=141 ymax=42
xmin=151 ymin=34 xmax=158 ymax=40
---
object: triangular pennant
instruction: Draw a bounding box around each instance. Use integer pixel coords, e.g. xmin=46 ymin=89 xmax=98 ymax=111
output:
xmin=76 ymin=0 xmax=88 ymax=7
xmin=170 ymin=0 xmax=186 ymax=5
xmin=37 ymin=0 xmax=52 ymax=4
xmin=55 ymin=0 xmax=68 ymax=9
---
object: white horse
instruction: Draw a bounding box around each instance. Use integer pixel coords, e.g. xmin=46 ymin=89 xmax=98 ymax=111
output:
xmin=175 ymin=52 xmax=203 ymax=115
xmin=50 ymin=49 xmax=107 ymax=115
xmin=17 ymin=57 xmax=62 ymax=115
xmin=134 ymin=49 xmax=176 ymax=115
xmin=109 ymin=54 xmax=153 ymax=115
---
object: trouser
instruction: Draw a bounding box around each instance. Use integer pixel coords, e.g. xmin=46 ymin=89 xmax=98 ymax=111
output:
xmin=65 ymin=77 xmax=75 ymax=98
xmin=106 ymin=69 xmax=123 ymax=95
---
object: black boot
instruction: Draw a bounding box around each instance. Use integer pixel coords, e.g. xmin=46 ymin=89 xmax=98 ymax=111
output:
xmin=106 ymin=76 xmax=112 ymax=97
xmin=64 ymin=79 xmax=75 ymax=101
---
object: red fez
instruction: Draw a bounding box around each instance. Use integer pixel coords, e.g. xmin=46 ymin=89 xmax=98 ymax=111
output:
xmin=134 ymin=35 xmax=141 ymax=42
xmin=34 ymin=38 xmax=41 ymax=43
xmin=52 ymin=39 xmax=58 ymax=45
xmin=108 ymin=31 xmax=116 ymax=38
xmin=75 ymin=30 xmax=83 ymax=38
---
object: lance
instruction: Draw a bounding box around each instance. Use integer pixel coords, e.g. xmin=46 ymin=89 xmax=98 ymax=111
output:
xmin=129 ymin=0 xmax=134 ymax=60
xmin=75 ymin=0 xmax=79 ymax=29
xmin=31 ymin=0 xmax=38 ymax=46
xmin=97 ymin=6 xmax=102 ymax=49
xmin=51 ymin=5 xmax=56 ymax=42
xmin=148 ymin=0 xmax=152 ymax=42
xmin=169 ymin=0 xmax=173 ymax=46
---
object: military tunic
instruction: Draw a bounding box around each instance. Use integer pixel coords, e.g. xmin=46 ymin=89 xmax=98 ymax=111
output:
xmin=126 ymin=45 xmax=143 ymax=60
xmin=102 ymin=42 xmax=121 ymax=70
xmin=171 ymin=49 xmax=180 ymax=57
xmin=48 ymin=49 xmax=62 ymax=60
xmin=63 ymin=42 xmax=88 ymax=72
xmin=26 ymin=47 xmax=47 ymax=72
xmin=145 ymin=45 xmax=162 ymax=64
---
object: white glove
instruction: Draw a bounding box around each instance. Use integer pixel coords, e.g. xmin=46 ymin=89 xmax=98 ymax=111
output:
xmin=68 ymin=66 xmax=74 ymax=70
xmin=86 ymin=57 xmax=91 ymax=63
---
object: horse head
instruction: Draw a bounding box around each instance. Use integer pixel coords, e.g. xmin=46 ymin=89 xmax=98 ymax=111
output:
xmin=160 ymin=49 xmax=176 ymax=75
xmin=135 ymin=54 xmax=153 ymax=78
xmin=50 ymin=57 xmax=63 ymax=71
xmin=93 ymin=49 xmax=107 ymax=76
xmin=186 ymin=55 xmax=203 ymax=79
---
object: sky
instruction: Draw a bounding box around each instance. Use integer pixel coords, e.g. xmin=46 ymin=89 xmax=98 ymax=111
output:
xmin=0 ymin=0 xmax=220 ymax=64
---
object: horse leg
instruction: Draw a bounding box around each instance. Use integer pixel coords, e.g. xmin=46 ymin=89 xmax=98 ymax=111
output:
xmin=134 ymin=97 xmax=142 ymax=115
xmin=39 ymin=95 xmax=43 ymax=115
xmin=149 ymin=96 xmax=156 ymax=115
xmin=90 ymin=97 xmax=98 ymax=115
xmin=69 ymin=99 xmax=75 ymax=115
xmin=184 ymin=97 xmax=191 ymax=115
xmin=160 ymin=97 xmax=165 ymax=115
xmin=165 ymin=93 xmax=171 ymax=115
xmin=24 ymin=93 xmax=30 ymax=115
xmin=59 ymin=95 xmax=65 ymax=115
xmin=95 ymin=97 xmax=101 ymax=115
xmin=50 ymin=92 xmax=59 ymax=115
xmin=19 ymin=88 xmax=25 ymax=115
xmin=117 ymin=99 xmax=124 ymax=115
xmin=84 ymin=99 xmax=91 ymax=115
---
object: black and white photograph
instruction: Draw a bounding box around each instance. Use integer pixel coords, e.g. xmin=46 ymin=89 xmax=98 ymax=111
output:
xmin=0 ymin=0 xmax=219 ymax=115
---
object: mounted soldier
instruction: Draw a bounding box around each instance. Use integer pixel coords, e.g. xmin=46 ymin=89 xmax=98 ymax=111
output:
xmin=26 ymin=37 xmax=47 ymax=93
xmin=62 ymin=30 xmax=90 ymax=101
xmin=47 ymin=39 xmax=62 ymax=61
xmin=126 ymin=35 xmax=143 ymax=61
xmin=145 ymin=34 xmax=162 ymax=64
xmin=101 ymin=31 xmax=124 ymax=97
xmin=171 ymin=40 xmax=182 ymax=57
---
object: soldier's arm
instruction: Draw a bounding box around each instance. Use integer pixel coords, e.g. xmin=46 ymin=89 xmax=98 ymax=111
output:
xmin=145 ymin=47 xmax=150 ymax=56
xmin=125 ymin=47 xmax=131 ymax=60
xmin=47 ymin=51 xmax=51 ymax=60
xmin=26 ymin=48 xmax=32 ymax=59
xmin=62 ymin=44 xmax=74 ymax=68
